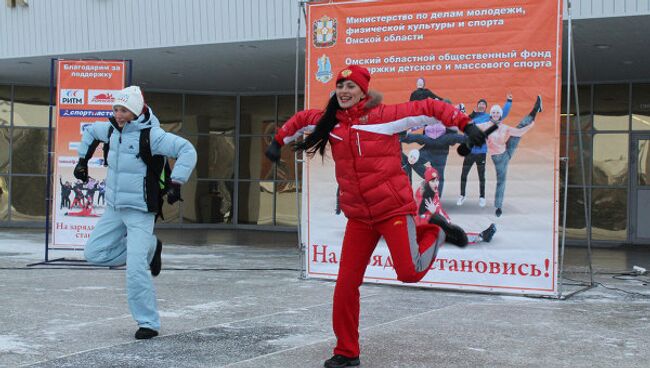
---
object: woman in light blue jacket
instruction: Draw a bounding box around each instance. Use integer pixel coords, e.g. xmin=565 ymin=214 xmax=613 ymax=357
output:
xmin=74 ymin=86 xmax=197 ymax=340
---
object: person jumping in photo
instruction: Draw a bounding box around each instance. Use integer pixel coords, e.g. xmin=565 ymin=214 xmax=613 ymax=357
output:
xmin=458 ymin=95 xmax=512 ymax=208
xmin=488 ymin=95 xmax=543 ymax=217
xmin=265 ymin=65 xmax=486 ymax=368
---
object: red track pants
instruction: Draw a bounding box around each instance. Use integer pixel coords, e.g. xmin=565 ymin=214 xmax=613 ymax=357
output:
xmin=332 ymin=215 xmax=444 ymax=358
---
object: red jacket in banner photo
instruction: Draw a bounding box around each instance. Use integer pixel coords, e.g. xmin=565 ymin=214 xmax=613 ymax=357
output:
xmin=274 ymin=96 xmax=471 ymax=224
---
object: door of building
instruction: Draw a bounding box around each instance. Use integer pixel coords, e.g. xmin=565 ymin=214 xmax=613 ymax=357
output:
xmin=630 ymin=135 xmax=650 ymax=244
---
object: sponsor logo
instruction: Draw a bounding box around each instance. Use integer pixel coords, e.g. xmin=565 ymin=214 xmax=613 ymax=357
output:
xmin=88 ymin=89 xmax=119 ymax=105
xmin=315 ymin=54 xmax=333 ymax=83
xmin=313 ymin=15 xmax=337 ymax=48
xmin=60 ymin=89 xmax=85 ymax=105
xmin=60 ymin=109 xmax=113 ymax=118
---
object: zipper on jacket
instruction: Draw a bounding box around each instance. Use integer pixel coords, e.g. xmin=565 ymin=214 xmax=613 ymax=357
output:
xmin=356 ymin=132 xmax=362 ymax=156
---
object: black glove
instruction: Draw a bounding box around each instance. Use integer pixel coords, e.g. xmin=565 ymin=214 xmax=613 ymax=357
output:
xmin=265 ymin=139 xmax=282 ymax=162
xmin=463 ymin=123 xmax=486 ymax=148
xmin=73 ymin=158 xmax=89 ymax=183
xmin=166 ymin=181 xmax=183 ymax=205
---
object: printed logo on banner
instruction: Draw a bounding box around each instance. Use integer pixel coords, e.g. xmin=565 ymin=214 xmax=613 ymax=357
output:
xmin=88 ymin=90 xmax=119 ymax=105
xmin=60 ymin=89 xmax=85 ymax=105
xmin=60 ymin=109 xmax=113 ymax=118
xmin=313 ymin=15 xmax=337 ymax=48
xmin=315 ymin=55 xmax=333 ymax=83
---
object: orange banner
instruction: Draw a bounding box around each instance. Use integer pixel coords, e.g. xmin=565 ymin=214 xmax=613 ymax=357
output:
xmin=304 ymin=0 xmax=563 ymax=295
xmin=52 ymin=60 xmax=125 ymax=248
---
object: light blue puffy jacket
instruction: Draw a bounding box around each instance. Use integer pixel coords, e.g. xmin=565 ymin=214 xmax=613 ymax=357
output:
xmin=78 ymin=107 xmax=197 ymax=213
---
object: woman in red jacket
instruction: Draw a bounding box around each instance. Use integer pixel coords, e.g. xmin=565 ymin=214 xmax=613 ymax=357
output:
xmin=265 ymin=65 xmax=485 ymax=368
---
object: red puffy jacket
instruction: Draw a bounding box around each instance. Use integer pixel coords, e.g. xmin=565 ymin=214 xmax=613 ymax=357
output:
xmin=275 ymin=95 xmax=470 ymax=224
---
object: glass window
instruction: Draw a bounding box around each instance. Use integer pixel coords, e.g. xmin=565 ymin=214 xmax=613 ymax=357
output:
xmin=184 ymin=95 xmax=235 ymax=135
xmin=147 ymin=92 xmax=183 ymax=133
xmin=14 ymin=86 xmax=50 ymax=128
xmin=0 ymin=127 xmax=9 ymax=174
xmin=591 ymin=188 xmax=627 ymax=241
xmin=0 ymin=176 xmax=8 ymax=221
xmin=275 ymin=180 xmax=300 ymax=226
xmin=0 ymin=85 xmax=10 ymax=128
xmin=239 ymin=136 xmax=276 ymax=180
xmin=181 ymin=179 xmax=233 ymax=224
xmin=592 ymin=134 xmax=628 ymax=186
xmin=593 ymin=84 xmax=629 ymax=131
xmin=560 ymin=132 xmax=592 ymax=186
xmin=632 ymin=84 xmax=650 ymax=130
xmin=186 ymin=134 xmax=235 ymax=179
xmin=11 ymin=176 xmax=46 ymax=221
xmin=558 ymin=186 xmax=588 ymax=240
xmin=638 ymin=139 xmax=650 ymax=186
xmin=238 ymin=181 xmax=274 ymax=225
xmin=240 ymin=96 xmax=275 ymax=135
xmin=12 ymin=128 xmax=48 ymax=175
xmin=278 ymin=95 xmax=304 ymax=126
xmin=561 ymin=85 xmax=592 ymax=131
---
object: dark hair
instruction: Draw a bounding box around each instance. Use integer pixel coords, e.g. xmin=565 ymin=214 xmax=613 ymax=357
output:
xmin=293 ymin=94 xmax=341 ymax=157
xmin=418 ymin=183 xmax=436 ymax=215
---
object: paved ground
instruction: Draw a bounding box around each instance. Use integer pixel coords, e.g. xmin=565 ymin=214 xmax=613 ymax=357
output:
xmin=1 ymin=229 xmax=650 ymax=368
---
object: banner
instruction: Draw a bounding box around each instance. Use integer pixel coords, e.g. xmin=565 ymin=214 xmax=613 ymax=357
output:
xmin=304 ymin=0 xmax=562 ymax=295
xmin=52 ymin=60 xmax=125 ymax=248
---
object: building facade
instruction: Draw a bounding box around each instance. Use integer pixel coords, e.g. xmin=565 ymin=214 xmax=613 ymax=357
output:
xmin=1 ymin=0 xmax=649 ymax=245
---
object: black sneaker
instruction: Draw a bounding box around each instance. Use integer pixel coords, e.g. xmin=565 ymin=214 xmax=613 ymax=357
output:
xmin=480 ymin=223 xmax=497 ymax=243
xmin=495 ymin=208 xmax=502 ymax=217
xmin=150 ymin=239 xmax=162 ymax=277
xmin=324 ymin=355 xmax=360 ymax=368
xmin=429 ymin=215 xmax=468 ymax=247
xmin=135 ymin=327 xmax=158 ymax=339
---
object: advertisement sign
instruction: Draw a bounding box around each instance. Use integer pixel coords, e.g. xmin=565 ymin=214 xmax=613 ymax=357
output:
xmin=304 ymin=0 xmax=563 ymax=295
xmin=52 ymin=60 xmax=125 ymax=248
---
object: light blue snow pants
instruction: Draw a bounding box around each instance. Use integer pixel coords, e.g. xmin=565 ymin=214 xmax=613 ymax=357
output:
xmin=84 ymin=206 xmax=160 ymax=330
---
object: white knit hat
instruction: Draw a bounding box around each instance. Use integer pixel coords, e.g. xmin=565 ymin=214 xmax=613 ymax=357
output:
xmin=113 ymin=86 xmax=144 ymax=116
xmin=490 ymin=104 xmax=503 ymax=116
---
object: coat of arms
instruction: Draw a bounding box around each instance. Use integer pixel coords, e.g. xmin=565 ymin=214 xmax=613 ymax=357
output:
xmin=313 ymin=15 xmax=337 ymax=48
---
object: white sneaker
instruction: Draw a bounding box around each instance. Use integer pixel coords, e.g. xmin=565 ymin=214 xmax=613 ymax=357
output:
xmin=456 ymin=195 xmax=466 ymax=206
xmin=479 ymin=197 xmax=486 ymax=207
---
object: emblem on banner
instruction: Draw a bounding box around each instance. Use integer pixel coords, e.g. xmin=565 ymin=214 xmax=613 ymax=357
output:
xmin=315 ymin=55 xmax=333 ymax=83
xmin=60 ymin=89 xmax=85 ymax=105
xmin=313 ymin=15 xmax=337 ymax=48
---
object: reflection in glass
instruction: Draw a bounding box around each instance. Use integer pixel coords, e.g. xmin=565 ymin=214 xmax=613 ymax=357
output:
xmin=238 ymin=181 xmax=274 ymax=225
xmin=639 ymin=140 xmax=650 ymax=186
xmin=184 ymin=95 xmax=235 ymax=135
xmin=182 ymin=179 xmax=233 ymax=224
xmin=561 ymin=85 xmax=591 ymax=131
xmin=239 ymin=136 xmax=276 ymax=180
xmin=560 ymin=132 xmax=592 ymax=186
xmin=559 ymin=186 xmax=588 ymax=240
xmin=240 ymin=96 xmax=275 ymax=135
xmin=187 ymin=135 xmax=235 ymax=179
xmin=0 ymin=85 xmax=10 ymax=128
xmin=12 ymin=128 xmax=48 ymax=174
xmin=592 ymin=134 xmax=628 ymax=186
xmin=632 ymin=84 xmax=650 ymax=130
xmin=14 ymin=86 xmax=50 ymax=128
xmin=11 ymin=176 xmax=46 ymax=221
xmin=0 ymin=127 xmax=9 ymax=174
xmin=591 ymin=188 xmax=627 ymax=241
xmin=147 ymin=92 xmax=183 ymax=133
xmin=593 ymin=84 xmax=629 ymax=131
xmin=275 ymin=181 xmax=300 ymax=226
xmin=0 ymin=176 xmax=8 ymax=221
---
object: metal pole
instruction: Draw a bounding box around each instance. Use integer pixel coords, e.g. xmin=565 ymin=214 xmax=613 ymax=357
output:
xmin=295 ymin=0 xmax=307 ymax=279
xmin=571 ymin=26 xmax=594 ymax=286
xmin=44 ymin=58 xmax=56 ymax=262
xmin=558 ymin=1 xmax=573 ymax=297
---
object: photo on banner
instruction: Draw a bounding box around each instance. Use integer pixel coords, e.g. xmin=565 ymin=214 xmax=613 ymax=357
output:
xmin=52 ymin=60 xmax=125 ymax=248
xmin=302 ymin=0 xmax=563 ymax=295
